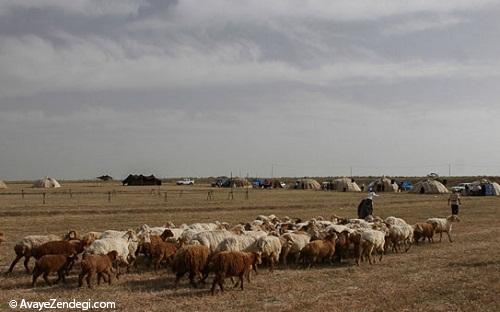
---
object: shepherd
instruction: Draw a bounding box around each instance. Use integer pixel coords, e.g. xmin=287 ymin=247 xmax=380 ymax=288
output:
xmin=357 ymin=190 xmax=379 ymax=219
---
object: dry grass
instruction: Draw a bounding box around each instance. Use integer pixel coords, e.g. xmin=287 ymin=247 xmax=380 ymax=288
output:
xmin=1 ymin=182 xmax=499 ymax=311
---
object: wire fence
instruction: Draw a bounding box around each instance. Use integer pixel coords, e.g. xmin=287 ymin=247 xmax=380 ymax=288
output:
xmin=0 ymin=187 xmax=252 ymax=205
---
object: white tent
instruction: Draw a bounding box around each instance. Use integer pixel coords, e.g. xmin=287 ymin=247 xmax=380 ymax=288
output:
xmin=33 ymin=177 xmax=61 ymax=188
xmin=0 ymin=180 xmax=7 ymax=189
xmin=368 ymin=177 xmax=399 ymax=192
xmin=410 ymin=179 xmax=448 ymax=194
xmin=333 ymin=177 xmax=361 ymax=192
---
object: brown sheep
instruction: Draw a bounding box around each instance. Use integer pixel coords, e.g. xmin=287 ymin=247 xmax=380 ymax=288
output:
xmin=299 ymin=232 xmax=337 ymax=268
xmin=78 ymin=251 xmax=119 ymax=289
xmin=413 ymin=222 xmax=436 ymax=244
xmin=0 ymin=231 xmax=5 ymax=244
xmin=172 ymin=245 xmax=210 ymax=288
xmin=32 ymin=254 xmax=75 ymax=287
xmin=32 ymin=240 xmax=86 ymax=260
xmin=210 ymin=251 xmax=262 ymax=295
xmin=334 ymin=231 xmax=350 ymax=263
xmin=151 ymin=241 xmax=178 ymax=272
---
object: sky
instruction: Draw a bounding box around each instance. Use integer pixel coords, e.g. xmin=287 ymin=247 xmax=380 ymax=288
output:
xmin=1 ymin=0 xmax=500 ymax=180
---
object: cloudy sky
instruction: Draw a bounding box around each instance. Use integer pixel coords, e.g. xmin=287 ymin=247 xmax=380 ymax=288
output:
xmin=1 ymin=0 xmax=500 ymax=180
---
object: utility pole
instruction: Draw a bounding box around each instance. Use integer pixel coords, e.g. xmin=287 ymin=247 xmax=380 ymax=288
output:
xmin=350 ymin=166 xmax=353 ymax=178
xmin=449 ymin=163 xmax=451 ymax=177
xmin=271 ymin=163 xmax=275 ymax=178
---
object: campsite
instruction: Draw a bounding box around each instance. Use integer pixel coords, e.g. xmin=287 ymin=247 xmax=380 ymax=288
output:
xmin=0 ymin=179 xmax=499 ymax=311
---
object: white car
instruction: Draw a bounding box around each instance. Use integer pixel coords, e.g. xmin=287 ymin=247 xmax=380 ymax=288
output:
xmin=451 ymin=183 xmax=471 ymax=192
xmin=176 ymin=178 xmax=195 ymax=185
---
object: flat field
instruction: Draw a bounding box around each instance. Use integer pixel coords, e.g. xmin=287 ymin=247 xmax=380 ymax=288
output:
xmin=0 ymin=182 xmax=499 ymax=311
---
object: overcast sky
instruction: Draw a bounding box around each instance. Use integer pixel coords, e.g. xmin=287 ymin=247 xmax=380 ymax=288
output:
xmin=1 ymin=0 xmax=500 ymax=180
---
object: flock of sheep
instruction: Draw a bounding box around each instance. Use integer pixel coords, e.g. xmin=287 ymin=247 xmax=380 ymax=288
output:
xmin=1 ymin=213 xmax=460 ymax=295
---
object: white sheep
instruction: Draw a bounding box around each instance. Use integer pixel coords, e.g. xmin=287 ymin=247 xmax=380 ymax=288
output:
xmin=385 ymin=216 xmax=409 ymax=226
xmin=279 ymin=231 xmax=311 ymax=266
xmin=255 ymin=235 xmax=282 ymax=272
xmin=357 ymin=229 xmax=385 ymax=265
xmin=426 ymin=215 xmax=460 ymax=242
xmin=386 ymin=223 xmax=414 ymax=253
xmin=86 ymin=231 xmax=139 ymax=274
xmin=188 ymin=230 xmax=235 ymax=253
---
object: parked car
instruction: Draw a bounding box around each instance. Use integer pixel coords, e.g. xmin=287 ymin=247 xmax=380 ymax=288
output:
xmin=211 ymin=176 xmax=231 ymax=188
xmin=451 ymin=183 xmax=472 ymax=193
xmin=176 ymin=178 xmax=195 ymax=185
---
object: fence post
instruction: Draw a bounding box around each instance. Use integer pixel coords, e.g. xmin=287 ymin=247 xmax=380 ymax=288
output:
xmin=164 ymin=191 xmax=168 ymax=202
xmin=42 ymin=193 xmax=46 ymax=205
xmin=245 ymin=188 xmax=249 ymax=200
xmin=108 ymin=191 xmax=111 ymax=202
xmin=21 ymin=189 xmax=24 ymax=199
xmin=69 ymin=189 xmax=72 ymax=199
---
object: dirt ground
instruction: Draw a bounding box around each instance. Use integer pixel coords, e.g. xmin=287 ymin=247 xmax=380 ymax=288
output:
xmin=0 ymin=182 xmax=499 ymax=311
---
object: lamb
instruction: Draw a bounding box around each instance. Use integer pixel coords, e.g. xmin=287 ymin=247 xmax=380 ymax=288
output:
xmin=255 ymin=235 xmax=282 ymax=272
xmin=8 ymin=234 xmax=63 ymax=273
xmin=78 ymin=251 xmax=119 ymax=289
xmin=426 ymin=215 xmax=460 ymax=242
xmin=172 ymin=245 xmax=210 ymax=288
xmin=32 ymin=254 xmax=75 ymax=287
xmin=299 ymin=233 xmax=338 ymax=268
xmin=413 ymin=222 xmax=437 ymax=244
xmin=357 ymin=229 xmax=385 ymax=265
xmin=280 ymin=231 xmax=311 ymax=266
xmin=150 ymin=241 xmax=178 ymax=271
xmin=210 ymin=251 xmax=262 ymax=295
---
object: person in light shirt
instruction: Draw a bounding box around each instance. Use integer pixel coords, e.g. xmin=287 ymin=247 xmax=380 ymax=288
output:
xmin=448 ymin=190 xmax=461 ymax=215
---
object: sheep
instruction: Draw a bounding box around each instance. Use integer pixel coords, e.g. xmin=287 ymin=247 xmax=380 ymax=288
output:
xmin=413 ymin=222 xmax=437 ymax=244
xmin=426 ymin=215 xmax=460 ymax=242
xmin=78 ymin=251 xmax=119 ymax=289
xmin=210 ymin=251 xmax=262 ymax=295
xmin=81 ymin=232 xmax=102 ymax=246
xmin=357 ymin=229 xmax=385 ymax=265
xmin=86 ymin=231 xmax=139 ymax=274
xmin=32 ymin=240 xmax=86 ymax=260
xmin=299 ymin=233 xmax=338 ymax=268
xmin=7 ymin=234 xmax=62 ymax=273
xmin=385 ymin=223 xmax=413 ymax=253
xmin=32 ymin=254 xmax=75 ymax=287
xmin=172 ymin=245 xmax=210 ymax=288
xmin=188 ymin=230 xmax=235 ymax=253
xmin=151 ymin=241 xmax=178 ymax=272
xmin=280 ymin=231 xmax=311 ymax=266
xmin=385 ymin=216 xmax=409 ymax=226
xmin=255 ymin=235 xmax=282 ymax=272
xmin=214 ymin=231 xmax=267 ymax=253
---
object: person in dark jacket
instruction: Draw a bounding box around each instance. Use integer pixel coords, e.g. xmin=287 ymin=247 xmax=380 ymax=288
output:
xmin=357 ymin=191 xmax=379 ymax=219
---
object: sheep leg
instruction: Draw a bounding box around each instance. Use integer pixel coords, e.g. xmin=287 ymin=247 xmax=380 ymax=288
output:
xmin=97 ymin=272 xmax=102 ymax=285
xmin=42 ymin=272 xmax=51 ymax=286
xmin=23 ymin=256 xmax=32 ymax=273
xmin=188 ymin=271 xmax=198 ymax=288
xmin=32 ymin=269 xmax=42 ymax=287
xmin=378 ymin=247 xmax=384 ymax=262
xmin=446 ymin=232 xmax=453 ymax=243
xmin=239 ymin=274 xmax=244 ymax=290
xmin=56 ymin=269 xmax=66 ymax=284
xmin=439 ymin=232 xmax=443 ymax=242
xmin=78 ymin=271 xmax=86 ymax=287
xmin=269 ymin=257 xmax=275 ymax=273
xmin=7 ymin=255 xmax=23 ymax=273
xmin=174 ymin=272 xmax=185 ymax=289
xmin=367 ymin=246 xmax=374 ymax=265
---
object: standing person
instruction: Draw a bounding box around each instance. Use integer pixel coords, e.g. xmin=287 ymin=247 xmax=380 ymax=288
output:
xmin=357 ymin=190 xmax=379 ymax=219
xmin=448 ymin=190 xmax=461 ymax=215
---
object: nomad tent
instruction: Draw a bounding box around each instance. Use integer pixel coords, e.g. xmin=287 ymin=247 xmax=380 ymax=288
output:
xmin=0 ymin=180 xmax=7 ymax=189
xmin=410 ymin=179 xmax=448 ymax=194
xmin=122 ymin=174 xmax=162 ymax=186
xmin=231 ymin=177 xmax=252 ymax=188
xmin=33 ymin=177 xmax=61 ymax=188
xmin=294 ymin=178 xmax=321 ymax=190
xmin=368 ymin=177 xmax=399 ymax=192
xmin=466 ymin=179 xmax=500 ymax=196
xmin=333 ymin=177 xmax=361 ymax=192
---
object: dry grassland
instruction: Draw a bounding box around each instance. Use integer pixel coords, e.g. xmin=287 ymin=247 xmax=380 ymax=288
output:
xmin=0 ymin=182 xmax=499 ymax=311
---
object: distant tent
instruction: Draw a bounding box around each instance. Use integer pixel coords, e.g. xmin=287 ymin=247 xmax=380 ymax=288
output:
xmin=410 ymin=179 xmax=448 ymax=194
xmin=232 ymin=177 xmax=252 ymax=188
xmin=467 ymin=179 xmax=500 ymax=196
xmin=97 ymin=175 xmax=113 ymax=181
xmin=122 ymin=174 xmax=161 ymax=186
xmin=0 ymin=180 xmax=7 ymax=189
xmin=264 ymin=179 xmax=285 ymax=189
xmin=368 ymin=177 xmax=399 ymax=192
xmin=333 ymin=177 xmax=361 ymax=192
xmin=33 ymin=177 xmax=61 ymax=188
xmin=294 ymin=178 xmax=321 ymax=190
